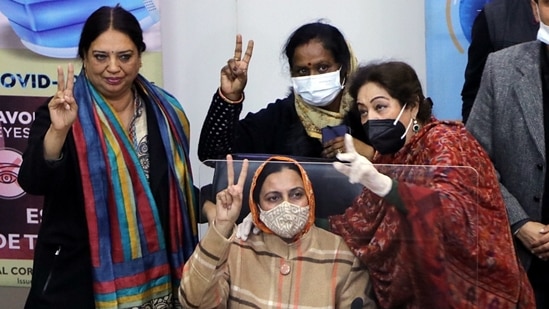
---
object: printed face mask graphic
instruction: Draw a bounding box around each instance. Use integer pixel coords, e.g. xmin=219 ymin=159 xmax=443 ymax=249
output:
xmin=0 ymin=0 xmax=160 ymax=58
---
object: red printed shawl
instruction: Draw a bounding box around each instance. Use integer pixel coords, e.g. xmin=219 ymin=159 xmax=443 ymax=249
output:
xmin=330 ymin=119 xmax=535 ymax=308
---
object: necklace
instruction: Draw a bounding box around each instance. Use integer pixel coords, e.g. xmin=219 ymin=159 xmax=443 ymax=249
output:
xmin=128 ymin=88 xmax=143 ymax=134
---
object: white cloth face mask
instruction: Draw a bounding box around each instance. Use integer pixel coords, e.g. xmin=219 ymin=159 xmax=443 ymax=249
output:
xmin=291 ymin=69 xmax=344 ymax=107
xmin=537 ymin=5 xmax=549 ymax=44
xmin=259 ymin=201 xmax=310 ymax=239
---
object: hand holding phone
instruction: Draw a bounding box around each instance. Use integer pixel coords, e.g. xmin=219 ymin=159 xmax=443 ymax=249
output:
xmin=321 ymin=125 xmax=349 ymax=144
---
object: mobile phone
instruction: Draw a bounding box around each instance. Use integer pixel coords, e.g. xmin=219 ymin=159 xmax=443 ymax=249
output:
xmin=321 ymin=125 xmax=349 ymax=144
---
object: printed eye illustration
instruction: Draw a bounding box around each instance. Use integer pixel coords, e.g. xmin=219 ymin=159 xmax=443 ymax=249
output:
xmin=0 ymin=163 xmax=19 ymax=184
xmin=0 ymin=148 xmax=25 ymax=200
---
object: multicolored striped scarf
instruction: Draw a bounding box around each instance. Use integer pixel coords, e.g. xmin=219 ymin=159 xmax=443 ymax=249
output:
xmin=72 ymin=71 xmax=198 ymax=308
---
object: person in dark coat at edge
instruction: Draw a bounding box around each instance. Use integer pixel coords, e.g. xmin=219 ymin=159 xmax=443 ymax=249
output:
xmin=461 ymin=0 xmax=538 ymax=123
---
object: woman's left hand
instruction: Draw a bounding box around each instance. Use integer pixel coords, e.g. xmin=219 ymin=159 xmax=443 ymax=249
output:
xmin=333 ymin=134 xmax=392 ymax=197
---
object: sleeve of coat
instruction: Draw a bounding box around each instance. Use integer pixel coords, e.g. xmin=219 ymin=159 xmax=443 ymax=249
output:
xmin=18 ymin=99 xmax=71 ymax=195
xmin=336 ymin=248 xmax=377 ymax=308
xmin=179 ymin=224 xmax=233 ymax=309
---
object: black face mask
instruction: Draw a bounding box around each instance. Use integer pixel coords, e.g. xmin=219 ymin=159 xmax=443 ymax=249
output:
xmin=363 ymin=119 xmax=406 ymax=155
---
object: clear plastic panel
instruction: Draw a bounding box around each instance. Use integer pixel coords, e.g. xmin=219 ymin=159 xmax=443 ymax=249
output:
xmin=198 ymin=157 xmax=489 ymax=306
xmin=200 ymin=158 xmax=363 ymax=222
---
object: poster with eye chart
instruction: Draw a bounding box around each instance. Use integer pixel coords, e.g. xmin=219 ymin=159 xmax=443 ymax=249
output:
xmin=0 ymin=0 xmax=162 ymax=287
xmin=425 ymin=0 xmax=491 ymax=120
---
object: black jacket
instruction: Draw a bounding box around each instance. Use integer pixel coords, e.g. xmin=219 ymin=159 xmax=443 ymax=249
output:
xmin=198 ymin=91 xmax=367 ymax=163
xmin=461 ymin=0 xmax=538 ymax=123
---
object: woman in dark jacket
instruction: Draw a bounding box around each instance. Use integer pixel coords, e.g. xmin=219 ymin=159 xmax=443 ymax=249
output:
xmin=198 ymin=22 xmax=371 ymax=163
xmin=18 ymin=5 xmax=197 ymax=309
xmin=198 ymin=22 xmax=371 ymax=224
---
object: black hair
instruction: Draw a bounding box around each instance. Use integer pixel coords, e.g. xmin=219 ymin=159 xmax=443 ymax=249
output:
xmin=252 ymin=161 xmax=302 ymax=205
xmin=283 ymin=22 xmax=350 ymax=78
xmin=348 ymin=61 xmax=433 ymax=124
xmin=77 ymin=5 xmax=146 ymax=60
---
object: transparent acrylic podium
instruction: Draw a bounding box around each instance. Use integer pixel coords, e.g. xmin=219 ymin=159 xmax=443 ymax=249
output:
xmin=197 ymin=155 xmax=491 ymax=307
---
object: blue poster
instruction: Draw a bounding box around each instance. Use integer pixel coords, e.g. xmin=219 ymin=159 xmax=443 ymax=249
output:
xmin=425 ymin=0 xmax=490 ymax=120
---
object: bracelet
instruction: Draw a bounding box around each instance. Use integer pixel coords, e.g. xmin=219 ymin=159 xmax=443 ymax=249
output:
xmin=218 ymin=88 xmax=244 ymax=104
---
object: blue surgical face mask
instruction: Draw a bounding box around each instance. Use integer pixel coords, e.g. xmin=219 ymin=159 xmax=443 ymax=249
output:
xmin=363 ymin=103 xmax=412 ymax=155
xmin=291 ymin=69 xmax=344 ymax=107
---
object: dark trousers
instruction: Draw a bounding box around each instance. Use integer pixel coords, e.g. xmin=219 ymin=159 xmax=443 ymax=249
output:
xmin=528 ymin=257 xmax=549 ymax=309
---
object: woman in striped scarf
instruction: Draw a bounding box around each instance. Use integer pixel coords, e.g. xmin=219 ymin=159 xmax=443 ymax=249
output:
xmin=18 ymin=5 xmax=197 ymax=309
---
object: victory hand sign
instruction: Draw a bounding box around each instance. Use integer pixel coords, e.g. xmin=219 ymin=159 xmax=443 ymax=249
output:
xmin=44 ymin=63 xmax=78 ymax=160
xmin=214 ymin=154 xmax=249 ymax=238
xmin=219 ymin=35 xmax=254 ymax=102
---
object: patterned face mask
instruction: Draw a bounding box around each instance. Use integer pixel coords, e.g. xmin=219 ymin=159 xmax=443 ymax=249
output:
xmin=259 ymin=201 xmax=310 ymax=239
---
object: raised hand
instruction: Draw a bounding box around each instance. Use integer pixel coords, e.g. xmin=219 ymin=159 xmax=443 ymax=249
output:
xmin=49 ymin=64 xmax=78 ymax=131
xmin=333 ymin=134 xmax=392 ymax=197
xmin=43 ymin=64 xmax=78 ymax=160
xmin=219 ymin=34 xmax=254 ymax=102
xmin=214 ymin=154 xmax=249 ymax=237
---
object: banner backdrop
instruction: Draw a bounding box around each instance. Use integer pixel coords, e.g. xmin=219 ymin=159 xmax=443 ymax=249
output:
xmin=425 ymin=0 xmax=491 ymax=120
xmin=0 ymin=0 xmax=162 ymax=287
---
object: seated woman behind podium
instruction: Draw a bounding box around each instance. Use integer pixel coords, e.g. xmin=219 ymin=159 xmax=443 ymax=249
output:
xmin=179 ymin=155 xmax=376 ymax=308
xmin=329 ymin=61 xmax=534 ymax=308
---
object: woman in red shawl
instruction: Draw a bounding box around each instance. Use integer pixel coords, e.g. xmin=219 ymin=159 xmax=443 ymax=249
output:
xmin=329 ymin=61 xmax=535 ymax=308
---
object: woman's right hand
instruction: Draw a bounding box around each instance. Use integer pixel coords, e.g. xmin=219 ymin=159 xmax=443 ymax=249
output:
xmin=214 ymin=155 xmax=249 ymax=237
xmin=49 ymin=64 xmax=78 ymax=131
xmin=43 ymin=64 xmax=78 ymax=160
xmin=219 ymin=34 xmax=254 ymax=102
